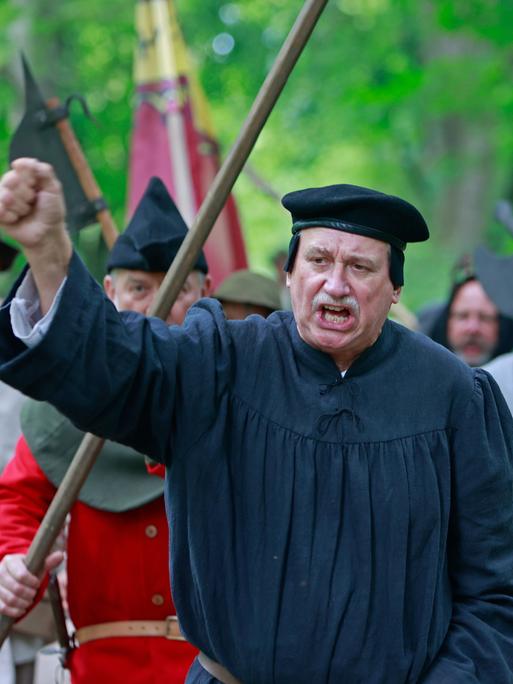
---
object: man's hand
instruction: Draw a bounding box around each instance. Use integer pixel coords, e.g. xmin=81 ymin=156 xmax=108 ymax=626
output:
xmin=0 ymin=551 xmax=64 ymax=618
xmin=0 ymin=158 xmax=65 ymax=248
xmin=0 ymin=158 xmax=72 ymax=314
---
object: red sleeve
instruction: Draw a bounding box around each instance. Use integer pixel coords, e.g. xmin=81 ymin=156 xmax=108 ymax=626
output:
xmin=0 ymin=435 xmax=57 ymax=559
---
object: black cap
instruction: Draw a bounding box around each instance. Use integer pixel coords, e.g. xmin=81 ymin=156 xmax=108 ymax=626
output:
xmin=107 ymin=177 xmax=208 ymax=274
xmin=281 ymin=184 xmax=429 ymax=286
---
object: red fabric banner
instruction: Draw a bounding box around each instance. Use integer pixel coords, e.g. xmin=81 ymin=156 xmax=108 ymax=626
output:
xmin=128 ymin=0 xmax=247 ymax=287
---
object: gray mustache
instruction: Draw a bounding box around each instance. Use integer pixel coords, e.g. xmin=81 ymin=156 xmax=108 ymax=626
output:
xmin=312 ymin=295 xmax=360 ymax=316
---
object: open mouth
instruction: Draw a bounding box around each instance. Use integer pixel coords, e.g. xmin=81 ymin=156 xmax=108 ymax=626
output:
xmin=320 ymin=304 xmax=353 ymax=324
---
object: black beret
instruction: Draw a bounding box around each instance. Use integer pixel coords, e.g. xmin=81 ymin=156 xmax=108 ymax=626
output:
xmin=281 ymin=184 xmax=429 ymax=286
xmin=107 ymin=177 xmax=208 ymax=274
xmin=283 ymin=184 xmax=429 ymax=247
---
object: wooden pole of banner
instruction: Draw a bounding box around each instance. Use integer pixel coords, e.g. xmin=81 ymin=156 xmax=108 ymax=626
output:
xmin=0 ymin=0 xmax=329 ymax=644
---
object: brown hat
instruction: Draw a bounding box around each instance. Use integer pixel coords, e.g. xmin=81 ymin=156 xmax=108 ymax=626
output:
xmin=214 ymin=270 xmax=282 ymax=312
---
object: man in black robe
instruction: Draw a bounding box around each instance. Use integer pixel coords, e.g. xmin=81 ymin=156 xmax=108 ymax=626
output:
xmin=0 ymin=158 xmax=512 ymax=683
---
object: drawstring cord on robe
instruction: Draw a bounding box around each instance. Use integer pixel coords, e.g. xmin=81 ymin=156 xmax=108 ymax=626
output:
xmin=317 ymin=378 xmax=364 ymax=435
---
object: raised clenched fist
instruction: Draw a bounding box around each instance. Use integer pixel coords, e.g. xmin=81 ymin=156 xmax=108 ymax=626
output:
xmin=0 ymin=158 xmax=72 ymax=314
xmin=0 ymin=158 xmax=66 ymax=250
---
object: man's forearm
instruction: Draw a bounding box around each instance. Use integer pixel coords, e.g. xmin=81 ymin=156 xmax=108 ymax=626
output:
xmin=22 ymin=227 xmax=72 ymax=316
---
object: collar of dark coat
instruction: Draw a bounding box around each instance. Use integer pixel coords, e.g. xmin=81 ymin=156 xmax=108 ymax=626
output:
xmin=284 ymin=312 xmax=394 ymax=379
xmin=21 ymin=400 xmax=164 ymax=512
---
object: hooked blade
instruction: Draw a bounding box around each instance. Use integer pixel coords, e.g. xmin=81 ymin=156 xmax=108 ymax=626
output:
xmin=9 ymin=55 xmax=97 ymax=234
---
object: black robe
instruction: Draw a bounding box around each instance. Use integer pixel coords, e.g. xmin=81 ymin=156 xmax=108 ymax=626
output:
xmin=1 ymin=253 xmax=513 ymax=683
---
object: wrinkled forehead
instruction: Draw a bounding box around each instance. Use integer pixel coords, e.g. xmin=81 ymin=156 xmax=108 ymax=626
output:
xmin=297 ymin=227 xmax=391 ymax=259
xmin=113 ymin=268 xmax=165 ymax=284
xmin=113 ymin=268 xmax=203 ymax=285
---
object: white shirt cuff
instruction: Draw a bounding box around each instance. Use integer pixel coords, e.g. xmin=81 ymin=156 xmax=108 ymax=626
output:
xmin=9 ymin=271 xmax=67 ymax=348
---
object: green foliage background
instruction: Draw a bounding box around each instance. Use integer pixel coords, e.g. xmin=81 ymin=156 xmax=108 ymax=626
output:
xmin=1 ymin=0 xmax=513 ymax=314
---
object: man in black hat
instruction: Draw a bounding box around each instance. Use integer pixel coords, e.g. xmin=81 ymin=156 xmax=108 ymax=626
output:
xmin=0 ymin=158 xmax=512 ymax=683
xmin=103 ymin=177 xmax=210 ymax=326
xmin=0 ymin=174 xmax=209 ymax=683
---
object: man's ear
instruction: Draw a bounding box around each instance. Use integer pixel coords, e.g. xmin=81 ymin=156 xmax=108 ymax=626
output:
xmin=286 ymin=272 xmax=291 ymax=287
xmin=103 ymin=274 xmax=116 ymax=303
xmin=201 ymin=274 xmax=213 ymax=297
xmin=392 ymin=286 xmax=402 ymax=304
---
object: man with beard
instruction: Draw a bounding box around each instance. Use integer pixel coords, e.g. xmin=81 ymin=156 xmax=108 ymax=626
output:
xmin=427 ymin=270 xmax=513 ymax=367
xmin=0 ymin=175 xmax=209 ymax=683
xmin=0 ymin=158 xmax=512 ymax=683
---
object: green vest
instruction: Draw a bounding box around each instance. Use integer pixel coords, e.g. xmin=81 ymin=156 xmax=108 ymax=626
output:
xmin=21 ymin=399 xmax=164 ymax=512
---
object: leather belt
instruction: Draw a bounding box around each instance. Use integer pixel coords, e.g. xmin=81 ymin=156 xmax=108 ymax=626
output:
xmin=198 ymin=651 xmax=242 ymax=684
xmin=74 ymin=616 xmax=185 ymax=645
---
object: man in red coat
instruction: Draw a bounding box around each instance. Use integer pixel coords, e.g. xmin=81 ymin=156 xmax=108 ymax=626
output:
xmin=0 ymin=177 xmax=211 ymax=683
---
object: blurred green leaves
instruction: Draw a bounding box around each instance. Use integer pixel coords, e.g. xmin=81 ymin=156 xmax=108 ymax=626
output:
xmin=0 ymin=0 xmax=513 ymax=311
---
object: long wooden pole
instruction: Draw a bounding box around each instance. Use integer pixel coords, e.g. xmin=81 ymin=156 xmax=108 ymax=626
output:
xmin=0 ymin=0 xmax=329 ymax=644
xmin=151 ymin=0 xmax=328 ymax=317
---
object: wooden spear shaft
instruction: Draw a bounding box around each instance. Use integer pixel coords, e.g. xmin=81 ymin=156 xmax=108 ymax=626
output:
xmin=151 ymin=0 xmax=329 ymax=317
xmin=0 ymin=0 xmax=329 ymax=644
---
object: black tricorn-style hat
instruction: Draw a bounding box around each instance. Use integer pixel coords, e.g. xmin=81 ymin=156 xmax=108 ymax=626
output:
xmin=281 ymin=184 xmax=429 ymax=286
xmin=474 ymin=245 xmax=513 ymax=318
xmin=107 ymin=177 xmax=208 ymax=274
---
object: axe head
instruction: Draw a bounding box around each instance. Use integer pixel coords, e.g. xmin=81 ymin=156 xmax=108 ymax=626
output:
xmin=9 ymin=55 xmax=97 ymax=235
xmin=0 ymin=240 xmax=19 ymax=272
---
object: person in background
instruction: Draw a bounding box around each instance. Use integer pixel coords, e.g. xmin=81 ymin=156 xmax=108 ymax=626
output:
xmin=214 ymin=269 xmax=281 ymax=320
xmin=0 ymin=177 xmax=209 ymax=684
xmin=0 ymin=268 xmax=54 ymax=684
xmin=427 ymin=254 xmax=513 ymax=366
xmin=0 ymin=377 xmax=30 ymax=684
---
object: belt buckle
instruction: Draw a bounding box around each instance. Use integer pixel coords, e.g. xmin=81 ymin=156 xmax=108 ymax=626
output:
xmin=165 ymin=615 xmax=178 ymax=639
